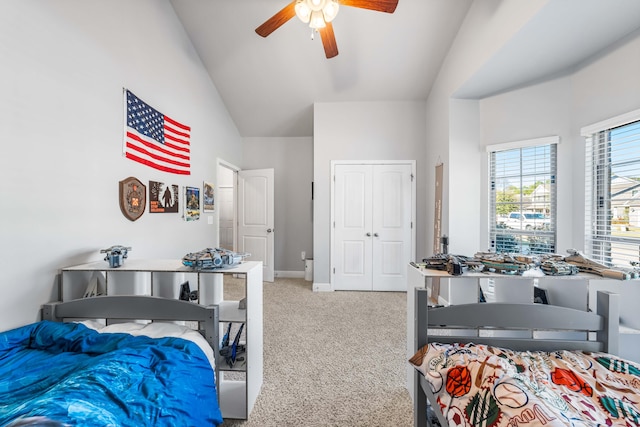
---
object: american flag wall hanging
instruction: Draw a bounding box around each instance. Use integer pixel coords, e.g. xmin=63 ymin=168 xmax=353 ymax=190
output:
xmin=123 ymin=89 xmax=191 ymax=175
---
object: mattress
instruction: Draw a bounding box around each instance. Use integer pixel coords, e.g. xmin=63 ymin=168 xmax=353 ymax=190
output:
xmin=0 ymin=320 xmax=223 ymax=427
xmin=410 ymin=341 xmax=640 ymax=427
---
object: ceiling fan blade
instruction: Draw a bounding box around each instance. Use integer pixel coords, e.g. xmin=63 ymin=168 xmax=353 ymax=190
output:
xmin=255 ymin=1 xmax=297 ymax=37
xmin=319 ymin=22 xmax=339 ymax=58
xmin=339 ymin=0 xmax=398 ymax=13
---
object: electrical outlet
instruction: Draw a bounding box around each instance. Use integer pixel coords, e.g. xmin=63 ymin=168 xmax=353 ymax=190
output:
xmin=301 ymin=251 xmax=306 ymax=261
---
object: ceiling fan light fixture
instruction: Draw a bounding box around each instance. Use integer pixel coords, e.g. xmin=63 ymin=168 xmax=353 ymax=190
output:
xmin=257 ymin=0 xmax=397 ymax=58
xmin=309 ymin=0 xmax=324 ymax=10
xmin=295 ymin=0 xmax=338 ymax=29
xmin=295 ymin=0 xmax=312 ymax=23
xmin=309 ymin=10 xmax=326 ymax=29
xmin=322 ymin=0 xmax=339 ymax=22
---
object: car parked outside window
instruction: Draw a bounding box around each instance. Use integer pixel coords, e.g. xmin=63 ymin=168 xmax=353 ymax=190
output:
xmin=504 ymin=212 xmax=550 ymax=230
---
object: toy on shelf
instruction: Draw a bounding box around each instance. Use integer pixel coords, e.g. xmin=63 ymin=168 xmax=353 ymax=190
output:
xmin=100 ymin=245 xmax=131 ymax=268
xmin=182 ymin=248 xmax=250 ymax=270
xmin=220 ymin=322 xmax=245 ymax=368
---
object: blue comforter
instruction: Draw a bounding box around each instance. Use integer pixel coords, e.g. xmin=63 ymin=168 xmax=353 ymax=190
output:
xmin=0 ymin=321 xmax=223 ymax=426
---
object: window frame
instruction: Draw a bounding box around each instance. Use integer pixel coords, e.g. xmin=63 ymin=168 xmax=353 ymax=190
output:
xmin=487 ymin=136 xmax=558 ymax=255
xmin=582 ymin=109 xmax=640 ymax=267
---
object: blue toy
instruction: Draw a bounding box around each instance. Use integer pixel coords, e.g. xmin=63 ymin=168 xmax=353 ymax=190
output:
xmin=100 ymin=245 xmax=131 ymax=268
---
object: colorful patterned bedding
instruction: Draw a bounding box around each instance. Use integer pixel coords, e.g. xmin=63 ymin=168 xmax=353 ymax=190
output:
xmin=410 ymin=342 xmax=640 ymax=427
xmin=0 ymin=320 xmax=223 ymax=427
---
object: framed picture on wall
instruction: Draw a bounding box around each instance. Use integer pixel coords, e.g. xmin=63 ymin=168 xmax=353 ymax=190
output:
xmin=149 ymin=180 xmax=179 ymax=213
xmin=203 ymin=181 xmax=215 ymax=212
xmin=184 ymin=186 xmax=200 ymax=221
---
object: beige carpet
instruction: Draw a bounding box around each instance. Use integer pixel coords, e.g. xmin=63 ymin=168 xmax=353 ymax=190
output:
xmin=221 ymin=277 xmax=413 ymax=427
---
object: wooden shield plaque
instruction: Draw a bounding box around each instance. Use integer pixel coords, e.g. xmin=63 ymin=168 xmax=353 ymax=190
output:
xmin=119 ymin=176 xmax=146 ymax=221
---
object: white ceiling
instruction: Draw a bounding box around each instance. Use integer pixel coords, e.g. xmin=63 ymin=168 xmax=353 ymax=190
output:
xmin=170 ymin=0 xmax=640 ymax=138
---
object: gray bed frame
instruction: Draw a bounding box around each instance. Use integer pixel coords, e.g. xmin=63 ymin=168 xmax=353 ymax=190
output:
xmin=413 ymin=288 xmax=620 ymax=427
xmin=42 ymin=295 xmax=220 ymax=395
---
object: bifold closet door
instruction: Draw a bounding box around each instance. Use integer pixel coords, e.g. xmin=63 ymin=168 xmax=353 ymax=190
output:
xmin=333 ymin=163 xmax=412 ymax=291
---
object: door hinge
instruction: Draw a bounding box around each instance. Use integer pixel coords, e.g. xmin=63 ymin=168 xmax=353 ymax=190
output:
xmin=411 ymin=173 xmax=414 ymax=181
xmin=333 ymin=268 xmax=335 ymax=274
xmin=333 ymin=221 xmax=335 ymax=228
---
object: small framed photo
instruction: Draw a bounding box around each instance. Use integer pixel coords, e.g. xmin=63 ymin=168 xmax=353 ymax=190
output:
xmin=203 ymin=181 xmax=215 ymax=212
xmin=184 ymin=186 xmax=200 ymax=221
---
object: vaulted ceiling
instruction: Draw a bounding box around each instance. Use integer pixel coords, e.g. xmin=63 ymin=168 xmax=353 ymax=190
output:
xmin=170 ymin=0 xmax=640 ymax=138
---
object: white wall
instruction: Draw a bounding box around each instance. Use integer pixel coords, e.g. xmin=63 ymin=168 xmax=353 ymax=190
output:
xmin=570 ymin=30 xmax=640 ymax=250
xmin=475 ymin=29 xmax=640 ymax=253
xmin=466 ymin=29 xmax=640 ymax=359
xmin=449 ymin=99 xmax=481 ymax=255
xmin=0 ymin=1 xmax=242 ymax=331
xmin=478 ymin=77 xmax=573 ymax=251
xmin=426 ymin=0 xmax=640 ymax=259
xmin=242 ymin=137 xmax=313 ymax=273
xmin=424 ymin=0 xmax=548 ymax=255
xmin=313 ymin=101 xmax=427 ymax=286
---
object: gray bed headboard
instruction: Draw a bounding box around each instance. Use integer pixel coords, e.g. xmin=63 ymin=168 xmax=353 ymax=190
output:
xmin=415 ymin=289 xmax=619 ymax=354
xmin=42 ymin=295 xmax=219 ymax=353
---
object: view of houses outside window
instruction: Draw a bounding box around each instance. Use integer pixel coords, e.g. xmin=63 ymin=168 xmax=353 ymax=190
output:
xmin=585 ymin=119 xmax=640 ymax=267
xmin=489 ymin=143 xmax=557 ymax=254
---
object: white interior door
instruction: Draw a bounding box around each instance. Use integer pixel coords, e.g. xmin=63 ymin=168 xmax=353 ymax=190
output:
xmin=238 ymin=168 xmax=274 ymax=282
xmin=333 ymin=162 xmax=413 ymax=291
xmin=372 ymin=164 xmax=413 ymax=291
xmin=333 ymin=165 xmax=373 ymax=291
xmin=218 ymin=165 xmax=236 ymax=250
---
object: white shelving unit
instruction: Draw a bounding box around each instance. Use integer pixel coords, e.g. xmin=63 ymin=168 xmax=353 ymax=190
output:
xmin=406 ymin=263 xmax=640 ymax=401
xmin=60 ymin=259 xmax=263 ymax=420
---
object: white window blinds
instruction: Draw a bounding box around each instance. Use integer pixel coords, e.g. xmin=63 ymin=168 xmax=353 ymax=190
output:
xmin=583 ymin=112 xmax=640 ymax=267
xmin=488 ymin=138 xmax=557 ymax=254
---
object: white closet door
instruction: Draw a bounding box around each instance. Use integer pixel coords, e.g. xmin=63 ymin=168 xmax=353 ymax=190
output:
xmin=333 ymin=164 xmax=373 ymax=291
xmin=333 ymin=163 xmax=413 ymax=291
xmin=372 ymin=164 xmax=412 ymax=291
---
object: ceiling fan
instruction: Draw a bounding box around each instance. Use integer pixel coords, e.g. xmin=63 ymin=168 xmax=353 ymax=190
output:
xmin=255 ymin=0 xmax=399 ymax=59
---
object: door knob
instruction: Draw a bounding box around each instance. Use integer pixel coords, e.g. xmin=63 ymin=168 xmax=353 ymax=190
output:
xmin=374 ymin=233 xmax=379 ymax=237
xmin=366 ymin=232 xmax=371 ymax=237
xmin=267 ymin=228 xmax=273 ymax=233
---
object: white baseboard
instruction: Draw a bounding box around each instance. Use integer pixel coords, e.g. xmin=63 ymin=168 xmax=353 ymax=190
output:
xmin=312 ymin=282 xmax=332 ymax=292
xmin=272 ymin=272 xmax=332 ymax=292
xmin=274 ymin=270 xmax=305 ymax=279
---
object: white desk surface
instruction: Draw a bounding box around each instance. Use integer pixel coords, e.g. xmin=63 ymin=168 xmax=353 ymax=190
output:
xmin=61 ymin=259 xmax=262 ymax=274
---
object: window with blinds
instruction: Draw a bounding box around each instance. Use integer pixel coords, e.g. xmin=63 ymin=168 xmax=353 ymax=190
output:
xmin=584 ymin=117 xmax=640 ymax=268
xmin=489 ymin=141 xmax=557 ymax=254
